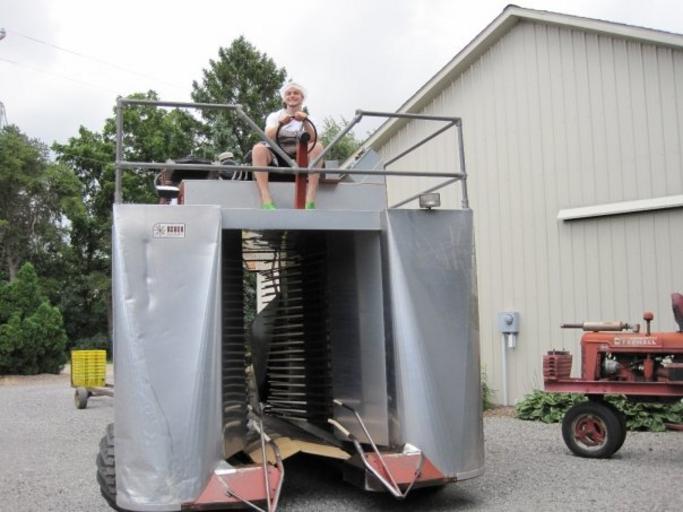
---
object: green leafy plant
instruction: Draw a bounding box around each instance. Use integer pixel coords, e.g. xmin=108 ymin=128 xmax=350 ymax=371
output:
xmin=605 ymin=396 xmax=683 ymax=432
xmin=515 ymin=389 xmax=683 ymax=432
xmin=515 ymin=389 xmax=586 ymax=423
xmin=481 ymin=368 xmax=495 ymax=411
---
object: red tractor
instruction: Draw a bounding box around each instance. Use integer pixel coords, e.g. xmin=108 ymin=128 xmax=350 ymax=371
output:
xmin=543 ymin=293 xmax=683 ymax=458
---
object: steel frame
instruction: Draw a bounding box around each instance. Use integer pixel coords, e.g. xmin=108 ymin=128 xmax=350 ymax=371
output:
xmin=544 ymin=380 xmax=683 ymax=396
xmin=114 ymin=99 xmax=469 ymax=207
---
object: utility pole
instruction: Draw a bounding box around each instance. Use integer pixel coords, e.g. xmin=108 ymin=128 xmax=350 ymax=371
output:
xmin=0 ymin=28 xmax=6 ymax=127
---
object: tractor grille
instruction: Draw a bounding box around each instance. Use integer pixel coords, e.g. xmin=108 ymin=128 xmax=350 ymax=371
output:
xmin=543 ymin=351 xmax=573 ymax=382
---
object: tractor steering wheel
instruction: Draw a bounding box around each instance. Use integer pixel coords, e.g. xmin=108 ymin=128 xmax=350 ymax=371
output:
xmin=275 ymin=116 xmax=318 ymax=156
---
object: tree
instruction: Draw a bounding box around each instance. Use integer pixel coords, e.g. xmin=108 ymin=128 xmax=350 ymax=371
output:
xmin=52 ymin=90 xmax=203 ymax=341
xmin=319 ymin=117 xmax=362 ymax=163
xmin=0 ymin=125 xmax=82 ymax=282
xmin=52 ymin=36 xmax=287 ymax=341
xmin=50 ymin=125 xmax=113 ymax=342
xmin=191 ymin=36 xmax=287 ymax=159
xmin=0 ymin=263 xmax=68 ymax=374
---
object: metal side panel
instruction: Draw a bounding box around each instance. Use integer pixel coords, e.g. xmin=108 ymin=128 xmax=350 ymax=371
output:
xmin=382 ymin=209 xmax=484 ymax=479
xmin=113 ymin=204 xmax=223 ymax=511
xmin=327 ymin=232 xmax=389 ymax=445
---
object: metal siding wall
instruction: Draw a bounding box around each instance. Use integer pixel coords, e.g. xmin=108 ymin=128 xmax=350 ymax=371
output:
xmin=378 ymin=20 xmax=683 ymax=403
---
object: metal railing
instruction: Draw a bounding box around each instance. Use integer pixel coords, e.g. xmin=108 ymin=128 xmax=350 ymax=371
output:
xmin=114 ymin=98 xmax=469 ymax=208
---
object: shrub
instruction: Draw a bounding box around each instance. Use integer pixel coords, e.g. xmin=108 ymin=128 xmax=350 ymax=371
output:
xmin=605 ymin=395 xmax=683 ymax=432
xmin=481 ymin=368 xmax=495 ymax=411
xmin=515 ymin=389 xmax=683 ymax=432
xmin=0 ymin=263 xmax=68 ymax=374
xmin=71 ymin=335 xmax=112 ymax=359
xmin=515 ymin=390 xmax=586 ymax=423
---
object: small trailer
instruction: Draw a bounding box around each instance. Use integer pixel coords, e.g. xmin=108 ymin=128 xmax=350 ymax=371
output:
xmin=71 ymin=349 xmax=113 ymax=409
xmin=99 ymin=100 xmax=483 ymax=511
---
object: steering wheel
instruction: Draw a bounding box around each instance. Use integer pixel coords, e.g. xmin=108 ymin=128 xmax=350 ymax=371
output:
xmin=275 ymin=116 xmax=318 ymax=155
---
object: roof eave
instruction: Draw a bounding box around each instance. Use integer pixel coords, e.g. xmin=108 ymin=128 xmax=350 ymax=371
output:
xmin=363 ymin=4 xmax=683 ymax=151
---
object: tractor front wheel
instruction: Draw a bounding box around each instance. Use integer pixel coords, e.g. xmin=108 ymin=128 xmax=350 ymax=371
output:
xmin=561 ymin=401 xmax=623 ymax=458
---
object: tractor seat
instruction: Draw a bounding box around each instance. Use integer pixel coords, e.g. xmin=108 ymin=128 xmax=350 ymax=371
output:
xmin=672 ymin=293 xmax=683 ymax=332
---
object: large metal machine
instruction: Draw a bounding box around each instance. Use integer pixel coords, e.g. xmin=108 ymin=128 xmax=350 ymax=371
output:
xmin=543 ymin=293 xmax=683 ymax=458
xmin=99 ymin=100 xmax=483 ymax=511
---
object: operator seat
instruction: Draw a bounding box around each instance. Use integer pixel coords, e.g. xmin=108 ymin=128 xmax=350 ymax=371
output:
xmin=156 ymin=155 xmax=244 ymax=204
xmin=155 ymin=156 xmax=215 ymax=204
xmin=672 ymin=292 xmax=683 ymax=332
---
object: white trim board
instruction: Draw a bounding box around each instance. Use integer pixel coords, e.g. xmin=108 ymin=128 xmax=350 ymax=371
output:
xmin=557 ymin=195 xmax=683 ymax=221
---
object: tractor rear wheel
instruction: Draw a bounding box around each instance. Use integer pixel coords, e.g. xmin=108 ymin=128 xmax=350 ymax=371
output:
xmin=97 ymin=423 xmax=120 ymax=510
xmin=562 ymin=401 xmax=623 ymax=458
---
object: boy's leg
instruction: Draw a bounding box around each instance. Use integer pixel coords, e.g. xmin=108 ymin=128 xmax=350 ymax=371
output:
xmin=305 ymin=142 xmax=324 ymax=206
xmin=252 ymin=143 xmax=275 ymax=206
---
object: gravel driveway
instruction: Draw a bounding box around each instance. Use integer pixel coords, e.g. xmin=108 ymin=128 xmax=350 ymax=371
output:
xmin=1 ymin=373 xmax=680 ymax=511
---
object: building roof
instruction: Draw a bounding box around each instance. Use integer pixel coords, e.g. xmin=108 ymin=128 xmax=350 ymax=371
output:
xmin=364 ymin=4 xmax=683 ymax=150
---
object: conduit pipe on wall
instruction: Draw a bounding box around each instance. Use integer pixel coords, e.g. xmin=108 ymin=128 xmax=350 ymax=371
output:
xmin=497 ymin=312 xmax=520 ymax=406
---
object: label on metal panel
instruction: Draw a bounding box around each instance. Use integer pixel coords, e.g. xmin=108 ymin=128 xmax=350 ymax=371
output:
xmin=153 ymin=223 xmax=186 ymax=238
xmin=612 ymin=337 xmax=659 ymax=347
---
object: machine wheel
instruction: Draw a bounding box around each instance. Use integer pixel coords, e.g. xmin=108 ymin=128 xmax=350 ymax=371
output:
xmin=602 ymin=400 xmax=628 ymax=451
xmin=97 ymin=423 xmax=119 ymax=510
xmin=75 ymin=387 xmax=89 ymax=409
xmin=562 ymin=401 xmax=623 ymax=458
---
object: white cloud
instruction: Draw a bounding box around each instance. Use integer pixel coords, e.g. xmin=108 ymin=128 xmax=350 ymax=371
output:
xmin=1 ymin=0 xmax=682 ymax=147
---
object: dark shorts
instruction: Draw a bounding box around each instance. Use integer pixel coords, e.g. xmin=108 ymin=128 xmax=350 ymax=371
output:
xmin=246 ymin=144 xmax=311 ymax=182
xmin=264 ymin=145 xmax=296 ymax=182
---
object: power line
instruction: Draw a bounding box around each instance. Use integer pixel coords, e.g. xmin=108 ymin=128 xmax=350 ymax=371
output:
xmin=1 ymin=28 xmax=6 ymax=126
xmin=6 ymin=28 xmax=187 ymax=92
xmin=0 ymin=56 xmax=120 ymax=94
